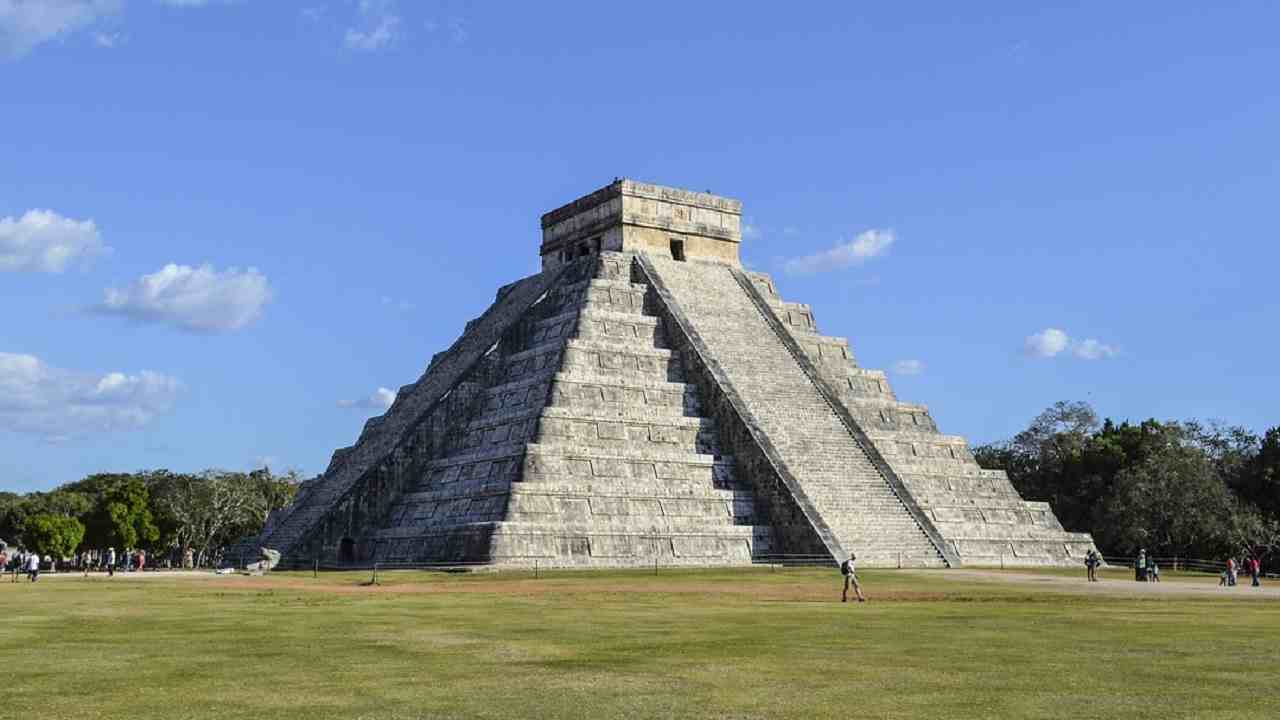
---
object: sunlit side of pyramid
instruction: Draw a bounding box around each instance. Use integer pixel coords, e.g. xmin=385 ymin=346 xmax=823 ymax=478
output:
xmin=243 ymin=180 xmax=1098 ymax=568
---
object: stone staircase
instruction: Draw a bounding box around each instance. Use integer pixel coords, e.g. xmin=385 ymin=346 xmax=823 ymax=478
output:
xmin=743 ymin=268 xmax=1098 ymax=566
xmin=369 ymin=253 xmax=771 ymax=566
xmin=644 ymin=255 xmax=950 ymax=567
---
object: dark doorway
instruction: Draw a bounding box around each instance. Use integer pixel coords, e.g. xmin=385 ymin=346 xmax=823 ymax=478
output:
xmin=670 ymin=238 xmax=686 ymax=261
xmin=338 ymin=537 xmax=356 ymax=563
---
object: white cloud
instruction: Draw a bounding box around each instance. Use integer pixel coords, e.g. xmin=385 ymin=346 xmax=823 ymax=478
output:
xmin=344 ymin=0 xmax=399 ymax=51
xmin=1024 ymin=328 xmax=1070 ymax=358
xmin=96 ymin=263 xmax=273 ymax=332
xmin=0 ymin=352 xmax=180 ymax=439
xmin=742 ymin=220 xmax=761 ymax=240
xmin=338 ymin=387 xmax=396 ymax=411
xmin=782 ymin=228 xmax=895 ymax=275
xmin=0 ymin=0 xmax=122 ymax=58
xmin=891 ymin=359 xmax=925 ymax=376
xmin=0 ymin=209 xmax=109 ymax=272
xmin=1024 ymin=328 xmax=1119 ymax=360
xmin=92 ymin=30 xmax=121 ymax=47
xmin=1073 ymin=338 xmax=1119 ymax=360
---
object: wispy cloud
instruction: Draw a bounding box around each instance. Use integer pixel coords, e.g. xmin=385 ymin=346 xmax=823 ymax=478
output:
xmin=1024 ymin=328 xmax=1070 ymax=358
xmin=338 ymin=387 xmax=396 ymax=411
xmin=0 ymin=0 xmax=123 ymax=59
xmin=0 ymin=351 xmax=180 ymax=440
xmin=95 ymin=263 xmax=273 ymax=332
xmin=1024 ymin=328 xmax=1119 ymax=360
xmin=1072 ymin=338 xmax=1119 ymax=360
xmin=0 ymin=209 xmax=109 ymax=273
xmin=891 ymin=359 xmax=925 ymax=376
xmin=380 ymin=295 xmax=415 ymax=312
xmin=344 ymin=0 xmax=399 ymax=51
xmin=782 ymin=229 xmax=895 ymax=275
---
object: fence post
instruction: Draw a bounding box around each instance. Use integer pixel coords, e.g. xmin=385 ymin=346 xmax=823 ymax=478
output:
xmin=898 ymin=551 xmax=902 ymax=570
xmin=1000 ymin=553 xmax=1005 ymax=570
xmin=313 ymin=558 xmax=318 ymax=579
xmin=534 ymin=559 xmax=538 ymax=580
xmin=372 ymin=562 xmax=378 ymax=586
xmin=654 ymin=558 xmax=658 ymax=576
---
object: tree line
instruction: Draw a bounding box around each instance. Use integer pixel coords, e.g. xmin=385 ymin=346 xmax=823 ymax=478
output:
xmin=0 ymin=469 xmax=300 ymax=568
xmin=974 ymin=401 xmax=1280 ymax=564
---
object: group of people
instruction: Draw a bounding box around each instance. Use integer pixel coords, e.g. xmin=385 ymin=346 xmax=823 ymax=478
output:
xmin=0 ymin=545 xmax=151 ymax=581
xmin=1219 ymin=556 xmax=1264 ymax=587
xmin=1083 ymin=547 xmax=1269 ymax=587
xmin=1133 ymin=550 xmax=1161 ymax=582
xmin=0 ymin=548 xmax=45 ymax=582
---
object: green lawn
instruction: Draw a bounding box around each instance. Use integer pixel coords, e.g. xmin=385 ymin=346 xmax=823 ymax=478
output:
xmin=2 ymin=567 xmax=1276 ymax=719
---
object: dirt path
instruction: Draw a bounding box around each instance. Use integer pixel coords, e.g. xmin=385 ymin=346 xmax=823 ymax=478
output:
xmin=922 ymin=568 xmax=1280 ymax=600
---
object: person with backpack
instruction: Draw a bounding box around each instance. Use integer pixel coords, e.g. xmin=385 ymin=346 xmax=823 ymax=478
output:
xmin=840 ymin=551 xmax=866 ymax=603
xmin=1085 ymin=549 xmax=1100 ymax=582
xmin=25 ymin=551 xmax=40 ymax=582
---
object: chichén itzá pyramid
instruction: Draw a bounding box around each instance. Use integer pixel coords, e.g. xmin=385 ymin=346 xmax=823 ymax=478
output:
xmin=240 ymin=180 xmax=1099 ymax=569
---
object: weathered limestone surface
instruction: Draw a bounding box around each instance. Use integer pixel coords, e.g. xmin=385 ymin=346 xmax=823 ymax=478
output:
xmin=247 ymin=266 xmax=570 ymax=566
xmin=641 ymin=255 xmax=953 ymax=567
xmin=247 ymin=180 xmax=1097 ymax=569
xmin=366 ymin=251 xmax=771 ymax=566
xmin=745 ymin=271 xmax=1097 ymax=565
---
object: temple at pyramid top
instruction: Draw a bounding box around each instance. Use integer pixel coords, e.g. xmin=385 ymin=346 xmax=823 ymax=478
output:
xmin=540 ymin=179 xmax=743 ymax=271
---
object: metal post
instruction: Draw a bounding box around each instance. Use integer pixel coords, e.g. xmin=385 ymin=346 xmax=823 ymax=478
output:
xmin=898 ymin=551 xmax=902 ymax=570
xmin=654 ymin=558 xmax=658 ymax=576
xmin=1000 ymin=553 xmax=1005 ymax=570
xmin=313 ymin=558 xmax=318 ymax=578
xmin=534 ymin=559 xmax=539 ymax=580
xmin=372 ymin=562 xmax=378 ymax=586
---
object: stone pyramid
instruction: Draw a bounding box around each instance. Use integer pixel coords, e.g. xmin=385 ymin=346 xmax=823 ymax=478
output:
xmin=247 ymin=180 xmax=1097 ymax=569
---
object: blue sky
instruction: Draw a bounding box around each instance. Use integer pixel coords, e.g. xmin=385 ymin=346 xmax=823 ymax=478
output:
xmin=2 ymin=1 xmax=1277 ymax=492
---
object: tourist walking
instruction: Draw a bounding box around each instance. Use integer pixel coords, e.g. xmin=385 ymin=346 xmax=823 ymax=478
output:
xmin=1249 ymin=557 xmax=1262 ymax=587
xmin=840 ymin=551 xmax=866 ymax=603
xmin=1227 ymin=558 xmax=1237 ymax=587
xmin=136 ymin=549 xmax=146 ymax=573
xmin=1148 ymin=559 xmax=1159 ymax=583
xmin=105 ymin=547 xmax=116 ymax=577
xmin=25 ymin=551 xmax=40 ymax=582
xmin=1084 ymin=549 xmax=1100 ymax=582
xmin=1135 ymin=549 xmax=1147 ymax=582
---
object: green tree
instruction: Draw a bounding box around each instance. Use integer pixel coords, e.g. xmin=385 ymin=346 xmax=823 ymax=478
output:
xmin=86 ymin=476 xmax=159 ymax=550
xmin=23 ymin=514 xmax=86 ymax=563
xmin=1239 ymin=427 xmax=1280 ymax=518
